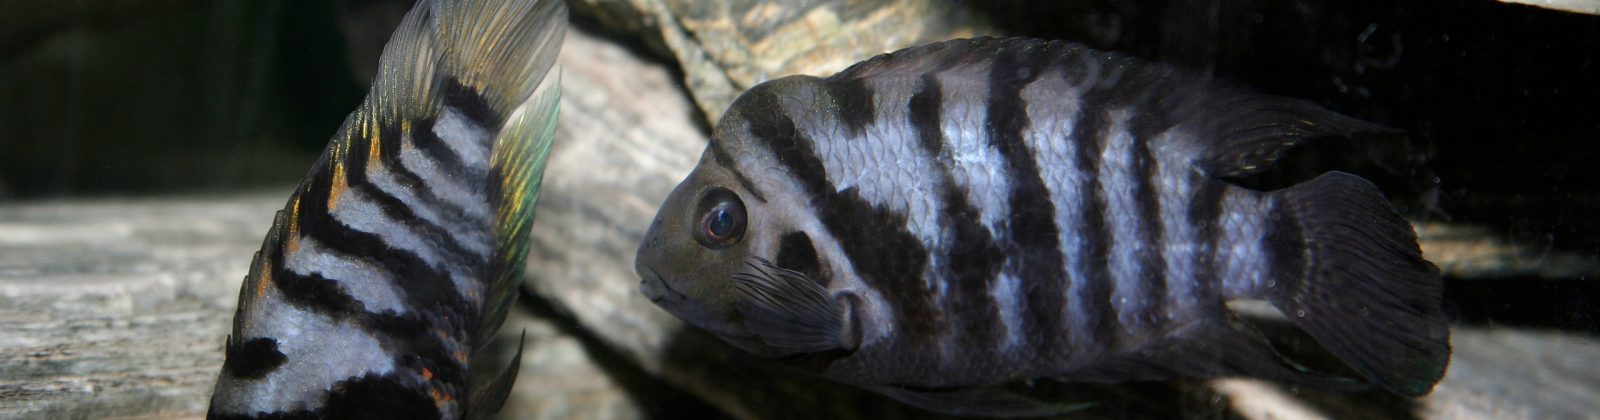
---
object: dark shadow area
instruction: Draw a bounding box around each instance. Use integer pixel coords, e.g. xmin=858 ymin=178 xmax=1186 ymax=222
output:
xmin=968 ymin=0 xmax=1600 ymax=258
xmin=654 ymin=320 xmax=959 ymax=420
xmin=513 ymin=289 xmax=732 ymax=419
xmin=1244 ymin=315 xmax=1424 ymax=419
xmin=1445 ymin=276 xmax=1600 ymax=335
xmin=0 ymin=1 xmax=361 ymax=199
xmin=652 ymin=313 xmax=1439 ymax=419
xmin=0 ymin=0 xmax=724 ymax=201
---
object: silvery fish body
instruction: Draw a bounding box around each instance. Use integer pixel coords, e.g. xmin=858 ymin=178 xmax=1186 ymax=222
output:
xmin=208 ymin=0 xmax=565 ymax=418
xmin=636 ymin=37 xmax=1449 ymax=416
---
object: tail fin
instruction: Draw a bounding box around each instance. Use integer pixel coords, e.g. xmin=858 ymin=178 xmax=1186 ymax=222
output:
xmin=1266 ymin=171 xmax=1449 ymax=396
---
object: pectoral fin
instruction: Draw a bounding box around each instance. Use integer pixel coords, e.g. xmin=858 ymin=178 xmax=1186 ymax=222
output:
xmin=732 ymin=257 xmax=854 ymax=355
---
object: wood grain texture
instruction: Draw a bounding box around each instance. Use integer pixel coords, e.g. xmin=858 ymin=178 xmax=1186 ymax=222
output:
xmin=0 ymin=193 xmax=277 ymax=418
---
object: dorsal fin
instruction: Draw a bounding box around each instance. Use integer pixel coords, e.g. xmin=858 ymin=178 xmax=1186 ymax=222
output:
xmin=355 ymin=0 xmax=567 ymax=381
xmin=373 ymin=0 xmax=567 ymax=350
xmin=1186 ymin=94 xmax=1421 ymax=181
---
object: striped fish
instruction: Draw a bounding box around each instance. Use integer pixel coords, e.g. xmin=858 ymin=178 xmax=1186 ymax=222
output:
xmin=635 ymin=37 xmax=1449 ymax=416
xmin=208 ymin=0 xmax=565 ymax=418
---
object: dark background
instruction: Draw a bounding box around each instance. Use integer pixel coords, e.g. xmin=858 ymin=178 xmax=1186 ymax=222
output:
xmin=968 ymin=0 xmax=1600 ymax=334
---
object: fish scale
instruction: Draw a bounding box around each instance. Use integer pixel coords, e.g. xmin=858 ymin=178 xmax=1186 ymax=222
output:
xmin=637 ymin=36 xmax=1448 ymax=417
xmin=208 ymin=0 xmax=566 ymax=418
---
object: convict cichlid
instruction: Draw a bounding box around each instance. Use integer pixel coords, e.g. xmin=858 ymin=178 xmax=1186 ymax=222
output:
xmin=207 ymin=0 xmax=565 ymax=418
xmin=635 ymin=37 xmax=1449 ymax=416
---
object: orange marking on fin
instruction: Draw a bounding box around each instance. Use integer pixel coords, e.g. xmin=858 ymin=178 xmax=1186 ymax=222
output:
xmin=285 ymin=196 xmax=303 ymax=254
xmin=367 ymin=127 xmax=384 ymax=171
xmin=421 ymin=367 xmax=433 ymax=381
xmin=253 ymin=254 xmax=273 ymax=299
xmin=454 ymin=350 xmax=469 ymax=364
xmin=328 ymin=160 xmax=349 ymax=212
xmin=429 ymin=388 xmax=452 ymax=406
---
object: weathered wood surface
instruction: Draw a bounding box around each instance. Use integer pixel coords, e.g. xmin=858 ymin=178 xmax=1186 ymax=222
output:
xmin=0 ymin=193 xmax=274 ymax=418
xmin=0 ymin=191 xmax=654 ymax=419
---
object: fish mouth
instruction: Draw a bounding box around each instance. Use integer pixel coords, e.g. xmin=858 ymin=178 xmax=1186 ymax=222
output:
xmin=639 ymin=268 xmax=685 ymax=304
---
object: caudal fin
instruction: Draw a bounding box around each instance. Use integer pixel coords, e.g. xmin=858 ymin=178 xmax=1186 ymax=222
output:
xmin=1266 ymin=171 xmax=1449 ymax=396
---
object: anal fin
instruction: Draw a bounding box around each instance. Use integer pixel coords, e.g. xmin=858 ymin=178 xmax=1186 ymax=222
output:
xmin=1058 ymin=316 xmax=1364 ymax=392
xmin=467 ymin=329 xmax=526 ymax=420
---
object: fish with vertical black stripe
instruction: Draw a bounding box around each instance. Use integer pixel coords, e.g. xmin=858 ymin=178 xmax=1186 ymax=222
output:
xmin=207 ymin=0 xmax=565 ymax=418
xmin=635 ymin=37 xmax=1449 ymax=416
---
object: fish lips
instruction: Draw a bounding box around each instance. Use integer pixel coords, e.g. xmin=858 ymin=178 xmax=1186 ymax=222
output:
xmin=638 ymin=268 xmax=686 ymax=304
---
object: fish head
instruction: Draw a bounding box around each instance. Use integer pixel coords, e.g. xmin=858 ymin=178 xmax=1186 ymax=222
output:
xmin=639 ymin=78 xmax=860 ymax=358
xmin=636 ymin=150 xmax=771 ymax=350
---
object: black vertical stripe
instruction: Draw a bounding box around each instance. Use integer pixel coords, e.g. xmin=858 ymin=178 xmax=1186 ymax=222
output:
xmin=986 ymin=42 xmax=1068 ymax=355
xmin=410 ymin=118 xmax=486 ymax=186
xmin=298 ymin=156 xmax=473 ymax=322
xmin=345 ymin=128 xmax=487 ymax=269
xmin=1128 ymin=120 xmax=1169 ymax=330
xmin=908 ymin=74 xmax=944 ymax=156
xmin=221 ymin=337 xmax=287 ymax=379
xmin=708 ymin=141 xmax=768 ymax=203
xmin=1066 ymin=71 xmax=1118 ymax=354
xmin=909 ymin=69 xmax=1007 ymax=356
xmin=775 ymin=231 xmax=825 ymax=288
xmin=320 ymin=373 xmax=444 ymax=419
xmin=815 ymin=187 xmax=939 ymax=343
xmin=291 ymin=154 xmax=473 ymax=387
xmin=263 ymin=232 xmax=468 ymax=393
xmin=936 ymin=181 xmax=1007 ymax=352
xmin=824 ymin=77 xmax=876 ymax=136
xmin=735 ymin=85 xmax=943 ymax=346
xmin=208 ymin=371 xmax=444 ymax=420
xmin=376 ymin=119 xmax=486 ymax=236
xmin=737 ymin=86 xmax=829 ymax=196
xmin=442 ymin=77 xmax=504 ymax=131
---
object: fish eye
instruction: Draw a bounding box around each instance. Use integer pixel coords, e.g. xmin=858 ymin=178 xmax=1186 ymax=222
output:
xmin=693 ymin=187 xmax=746 ymax=249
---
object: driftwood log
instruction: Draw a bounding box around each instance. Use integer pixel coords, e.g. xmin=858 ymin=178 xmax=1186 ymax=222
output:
xmin=4 ymin=7 xmax=1600 ymax=420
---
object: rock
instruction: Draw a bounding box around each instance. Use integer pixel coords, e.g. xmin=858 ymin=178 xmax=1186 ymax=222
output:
xmin=567 ymin=0 xmax=990 ymax=121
